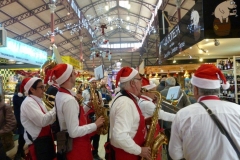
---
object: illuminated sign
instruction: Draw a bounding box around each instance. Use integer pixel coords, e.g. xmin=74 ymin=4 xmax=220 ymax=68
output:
xmin=61 ymin=56 xmax=81 ymax=69
xmin=204 ymin=0 xmax=240 ymax=38
xmin=0 ymin=38 xmax=47 ymax=66
xmin=159 ymin=0 xmax=204 ymax=64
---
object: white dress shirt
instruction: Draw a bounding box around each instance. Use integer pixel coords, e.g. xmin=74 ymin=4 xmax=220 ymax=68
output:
xmin=21 ymin=95 xmax=56 ymax=145
xmin=110 ymin=92 xmax=142 ymax=155
xmin=138 ymin=95 xmax=175 ymax=121
xmin=55 ymin=90 xmax=97 ymax=138
xmin=82 ymin=89 xmax=103 ymax=113
xmin=169 ymin=98 xmax=240 ymax=160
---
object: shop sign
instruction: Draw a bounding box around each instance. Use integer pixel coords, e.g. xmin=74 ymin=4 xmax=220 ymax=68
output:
xmin=204 ymin=0 xmax=240 ymax=38
xmin=0 ymin=38 xmax=47 ymax=66
xmin=61 ymin=56 xmax=81 ymax=70
xmin=158 ymin=0 xmax=204 ymax=64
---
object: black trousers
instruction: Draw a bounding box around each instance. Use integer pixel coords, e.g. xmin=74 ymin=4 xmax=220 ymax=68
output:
xmin=0 ymin=139 xmax=11 ymax=160
xmin=165 ymin=128 xmax=173 ymax=160
xmin=16 ymin=134 xmax=25 ymax=154
xmin=91 ymin=134 xmax=100 ymax=155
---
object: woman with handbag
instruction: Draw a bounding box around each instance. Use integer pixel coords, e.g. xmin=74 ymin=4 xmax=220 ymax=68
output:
xmin=0 ymin=94 xmax=17 ymax=160
xmin=20 ymin=77 xmax=56 ymax=160
xmin=13 ymin=82 xmax=26 ymax=160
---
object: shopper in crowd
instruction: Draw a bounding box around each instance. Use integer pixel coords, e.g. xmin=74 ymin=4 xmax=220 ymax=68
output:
xmin=100 ymin=84 xmax=112 ymax=104
xmin=50 ymin=64 xmax=104 ymax=160
xmin=82 ymin=77 xmax=104 ymax=160
xmin=20 ymin=77 xmax=56 ymax=160
xmin=156 ymin=77 xmax=166 ymax=92
xmin=12 ymin=83 xmax=26 ymax=160
xmin=169 ymin=64 xmax=240 ymax=159
xmin=110 ymin=67 xmax=151 ymax=160
xmin=160 ymin=77 xmax=191 ymax=160
xmin=0 ymin=94 xmax=17 ymax=160
xmin=138 ymin=77 xmax=175 ymax=160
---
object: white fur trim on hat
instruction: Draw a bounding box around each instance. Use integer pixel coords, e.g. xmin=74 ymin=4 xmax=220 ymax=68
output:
xmin=120 ymin=68 xmax=138 ymax=83
xmin=142 ymin=82 xmax=156 ymax=90
xmin=24 ymin=77 xmax=41 ymax=93
xmin=191 ymin=75 xmax=220 ymax=89
xmin=89 ymin=77 xmax=96 ymax=82
xmin=48 ymin=80 xmax=54 ymax=85
xmin=55 ymin=64 xmax=73 ymax=85
xmin=18 ymin=93 xmax=23 ymax=97
xmin=222 ymin=81 xmax=230 ymax=90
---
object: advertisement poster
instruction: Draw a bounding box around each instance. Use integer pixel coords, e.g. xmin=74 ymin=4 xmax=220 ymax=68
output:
xmin=158 ymin=0 xmax=204 ymax=64
xmin=203 ymin=0 xmax=240 ymax=38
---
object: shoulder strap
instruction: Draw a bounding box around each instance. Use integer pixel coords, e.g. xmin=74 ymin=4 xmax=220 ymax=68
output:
xmin=106 ymin=94 xmax=125 ymax=142
xmin=199 ymin=102 xmax=240 ymax=159
xmin=26 ymin=131 xmax=34 ymax=142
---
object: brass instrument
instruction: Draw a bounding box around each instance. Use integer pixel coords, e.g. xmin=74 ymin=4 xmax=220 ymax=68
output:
xmin=40 ymin=59 xmax=57 ymax=111
xmin=141 ymin=88 xmax=168 ymax=160
xmin=162 ymin=96 xmax=179 ymax=112
xmin=89 ymin=84 xmax=109 ymax=135
xmin=43 ymin=93 xmax=55 ymax=111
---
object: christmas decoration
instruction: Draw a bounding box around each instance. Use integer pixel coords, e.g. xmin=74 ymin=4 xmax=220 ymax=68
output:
xmin=100 ymin=24 xmax=107 ymax=35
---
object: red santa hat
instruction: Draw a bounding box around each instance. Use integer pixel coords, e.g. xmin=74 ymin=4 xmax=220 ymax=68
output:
xmin=141 ymin=77 xmax=156 ymax=90
xmin=18 ymin=77 xmax=41 ymax=97
xmin=191 ymin=64 xmax=230 ymax=90
xmin=88 ymin=77 xmax=97 ymax=83
xmin=115 ymin=67 xmax=138 ymax=87
xmin=49 ymin=64 xmax=73 ymax=85
xmin=43 ymin=69 xmax=53 ymax=85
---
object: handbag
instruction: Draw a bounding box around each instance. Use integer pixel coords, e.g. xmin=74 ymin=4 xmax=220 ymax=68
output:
xmin=199 ymin=102 xmax=240 ymax=159
xmin=0 ymin=104 xmax=15 ymax=152
xmin=56 ymin=131 xmax=72 ymax=153
xmin=0 ymin=132 xmax=14 ymax=152
xmin=27 ymin=132 xmax=56 ymax=160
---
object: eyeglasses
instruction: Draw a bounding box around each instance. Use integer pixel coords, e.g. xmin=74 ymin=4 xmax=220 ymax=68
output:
xmin=37 ymin=85 xmax=45 ymax=90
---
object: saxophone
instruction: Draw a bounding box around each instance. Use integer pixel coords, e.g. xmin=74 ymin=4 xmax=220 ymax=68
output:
xmin=141 ymin=88 xmax=168 ymax=160
xmin=89 ymin=84 xmax=109 ymax=135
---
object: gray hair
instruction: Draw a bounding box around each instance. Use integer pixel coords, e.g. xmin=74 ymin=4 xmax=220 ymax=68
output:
xmin=198 ymin=87 xmax=220 ymax=96
xmin=119 ymin=81 xmax=130 ymax=90
xmin=165 ymin=77 xmax=176 ymax=86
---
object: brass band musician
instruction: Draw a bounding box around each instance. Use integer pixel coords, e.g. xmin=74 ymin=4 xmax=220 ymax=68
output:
xmin=110 ymin=67 xmax=151 ymax=160
xmin=50 ymin=64 xmax=105 ymax=160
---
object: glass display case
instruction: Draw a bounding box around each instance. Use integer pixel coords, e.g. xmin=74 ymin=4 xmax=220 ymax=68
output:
xmin=233 ymin=56 xmax=240 ymax=104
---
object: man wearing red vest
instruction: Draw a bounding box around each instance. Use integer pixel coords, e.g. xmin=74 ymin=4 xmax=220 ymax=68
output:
xmin=50 ymin=64 xmax=105 ymax=160
xmin=110 ymin=67 xmax=151 ymax=160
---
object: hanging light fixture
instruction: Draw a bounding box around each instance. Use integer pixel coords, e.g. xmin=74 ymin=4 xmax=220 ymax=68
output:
xmin=105 ymin=5 xmax=109 ymax=11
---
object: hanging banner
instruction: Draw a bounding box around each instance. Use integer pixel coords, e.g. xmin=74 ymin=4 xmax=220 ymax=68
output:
xmin=158 ymin=0 xmax=204 ymax=64
xmin=0 ymin=38 xmax=47 ymax=66
xmin=61 ymin=56 xmax=81 ymax=69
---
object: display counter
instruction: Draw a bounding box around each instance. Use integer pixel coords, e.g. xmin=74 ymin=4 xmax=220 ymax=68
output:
xmin=5 ymin=94 xmax=14 ymax=106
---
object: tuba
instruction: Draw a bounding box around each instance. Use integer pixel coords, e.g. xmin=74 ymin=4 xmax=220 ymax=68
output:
xmin=141 ymin=88 xmax=168 ymax=160
xmin=89 ymin=84 xmax=109 ymax=135
xmin=40 ymin=59 xmax=57 ymax=111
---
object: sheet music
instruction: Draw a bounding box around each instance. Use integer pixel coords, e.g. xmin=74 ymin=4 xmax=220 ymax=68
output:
xmin=166 ymin=86 xmax=181 ymax=100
